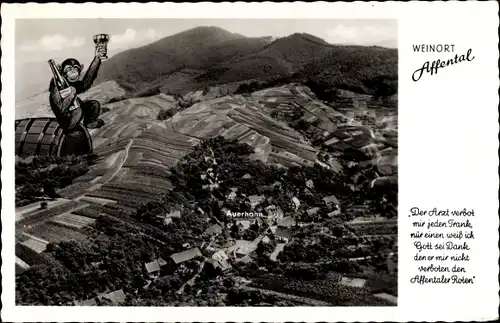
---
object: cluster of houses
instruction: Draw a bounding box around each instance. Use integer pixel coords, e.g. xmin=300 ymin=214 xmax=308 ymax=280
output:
xmin=74 ymin=246 xmax=209 ymax=306
xmin=303 ymin=194 xmax=341 ymax=219
xmin=89 ymin=154 xmax=346 ymax=303
xmin=199 ymin=152 xmax=221 ymax=191
xmin=72 ymin=169 xmax=348 ymax=306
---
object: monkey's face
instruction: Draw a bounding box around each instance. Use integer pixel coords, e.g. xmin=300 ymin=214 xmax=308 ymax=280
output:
xmin=63 ymin=65 xmax=81 ymax=83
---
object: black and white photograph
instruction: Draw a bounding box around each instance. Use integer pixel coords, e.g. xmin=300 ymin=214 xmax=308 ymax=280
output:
xmin=13 ymin=17 xmax=398 ymax=307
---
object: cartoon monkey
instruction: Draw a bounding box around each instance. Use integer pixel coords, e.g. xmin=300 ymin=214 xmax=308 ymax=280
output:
xmin=49 ymin=45 xmax=107 ymax=132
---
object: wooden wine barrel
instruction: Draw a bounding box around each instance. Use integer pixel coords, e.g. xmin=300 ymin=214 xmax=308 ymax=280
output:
xmin=15 ymin=118 xmax=93 ymax=157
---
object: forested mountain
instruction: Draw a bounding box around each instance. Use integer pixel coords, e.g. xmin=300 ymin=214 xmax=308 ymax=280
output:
xmin=95 ymin=27 xmax=398 ymax=96
xmin=96 ymin=26 xmax=272 ymax=90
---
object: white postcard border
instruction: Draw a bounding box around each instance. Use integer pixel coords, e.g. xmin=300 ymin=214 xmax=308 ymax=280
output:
xmin=2 ymin=2 xmax=499 ymax=322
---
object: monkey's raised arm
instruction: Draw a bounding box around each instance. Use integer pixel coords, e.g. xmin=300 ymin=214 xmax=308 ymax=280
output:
xmin=80 ymin=56 xmax=101 ymax=93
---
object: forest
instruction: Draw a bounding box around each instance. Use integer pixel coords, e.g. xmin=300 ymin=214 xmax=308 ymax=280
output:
xmin=15 ymin=154 xmax=98 ymax=207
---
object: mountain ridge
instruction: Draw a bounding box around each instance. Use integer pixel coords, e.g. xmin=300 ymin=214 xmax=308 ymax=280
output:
xmin=94 ymin=26 xmax=397 ymax=97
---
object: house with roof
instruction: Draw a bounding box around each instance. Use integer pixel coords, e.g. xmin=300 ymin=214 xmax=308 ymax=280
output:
xmin=265 ymin=205 xmax=284 ymax=219
xmin=211 ymin=250 xmax=231 ymax=271
xmin=171 ymin=248 xmax=203 ymax=265
xmin=275 ymin=227 xmax=293 ymax=243
xmin=291 ymin=197 xmax=301 ymax=210
xmin=228 ymin=240 xmax=258 ymax=258
xmin=278 ymin=216 xmax=296 ymax=229
xmin=186 ymin=237 xmax=206 ymax=249
xmin=248 ymin=195 xmax=265 ymax=210
xmin=305 ymin=179 xmax=314 ymax=189
xmin=323 ymin=195 xmax=340 ymax=212
xmin=236 ymin=220 xmax=252 ymax=231
xmin=167 ymin=210 xmax=181 ymax=218
xmin=99 ymin=289 xmax=126 ymax=305
xmin=145 ymin=260 xmax=160 ymax=278
xmin=306 ymin=207 xmax=320 ymax=217
xmin=205 ymin=223 xmax=223 ymax=236
xmin=226 ymin=191 xmax=237 ymax=201
xmin=261 ymin=236 xmax=271 ymax=244
xmin=157 ymin=257 xmax=168 ymax=267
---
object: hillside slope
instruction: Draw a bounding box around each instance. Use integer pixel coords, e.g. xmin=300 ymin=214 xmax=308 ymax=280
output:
xmin=194 ymin=33 xmax=336 ymax=84
xmin=95 ymin=27 xmax=398 ymax=96
xmin=298 ymin=45 xmax=398 ymax=95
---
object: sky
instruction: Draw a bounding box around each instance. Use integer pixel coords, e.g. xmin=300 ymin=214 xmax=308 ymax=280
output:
xmin=15 ymin=19 xmax=397 ymax=100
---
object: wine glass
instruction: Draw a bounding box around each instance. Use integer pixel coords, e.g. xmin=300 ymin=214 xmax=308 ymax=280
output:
xmin=93 ymin=34 xmax=110 ymax=59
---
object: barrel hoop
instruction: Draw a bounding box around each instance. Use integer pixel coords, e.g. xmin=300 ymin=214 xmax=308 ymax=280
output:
xmin=49 ymin=124 xmax=64 ymax=156
xmin=35 ymin=120 xmax=54 ymax=155
xmin=17 ymin=119 xmax=36 ymax=157
xmin=83 ymin=126 xmax=93 ymax=154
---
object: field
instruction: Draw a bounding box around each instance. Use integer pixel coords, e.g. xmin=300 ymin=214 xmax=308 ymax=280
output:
xmin=25 ymin=222 xmax=88 ymax=243
xmin=251 ymin=275 xmax=394 ymax=306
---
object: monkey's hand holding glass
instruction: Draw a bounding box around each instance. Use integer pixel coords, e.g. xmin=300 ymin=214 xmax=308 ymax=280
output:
xmin=93 ymin=33 xmax=110 ymax=60
xmin=95 ymin=44 xmax=107 ymax=60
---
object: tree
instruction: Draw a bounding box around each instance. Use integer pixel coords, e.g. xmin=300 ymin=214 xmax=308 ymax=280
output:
xmin=157 ymin=109 xmax=176 ymax=120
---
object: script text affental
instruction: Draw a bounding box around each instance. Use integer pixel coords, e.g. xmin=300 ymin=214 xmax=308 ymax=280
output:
xmin=412 ymin=48 xmax=475 ymax=82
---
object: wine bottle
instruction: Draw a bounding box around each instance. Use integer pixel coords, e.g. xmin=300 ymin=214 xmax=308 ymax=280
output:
xmin=48 ymin=59 xmax=80 ymax=111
